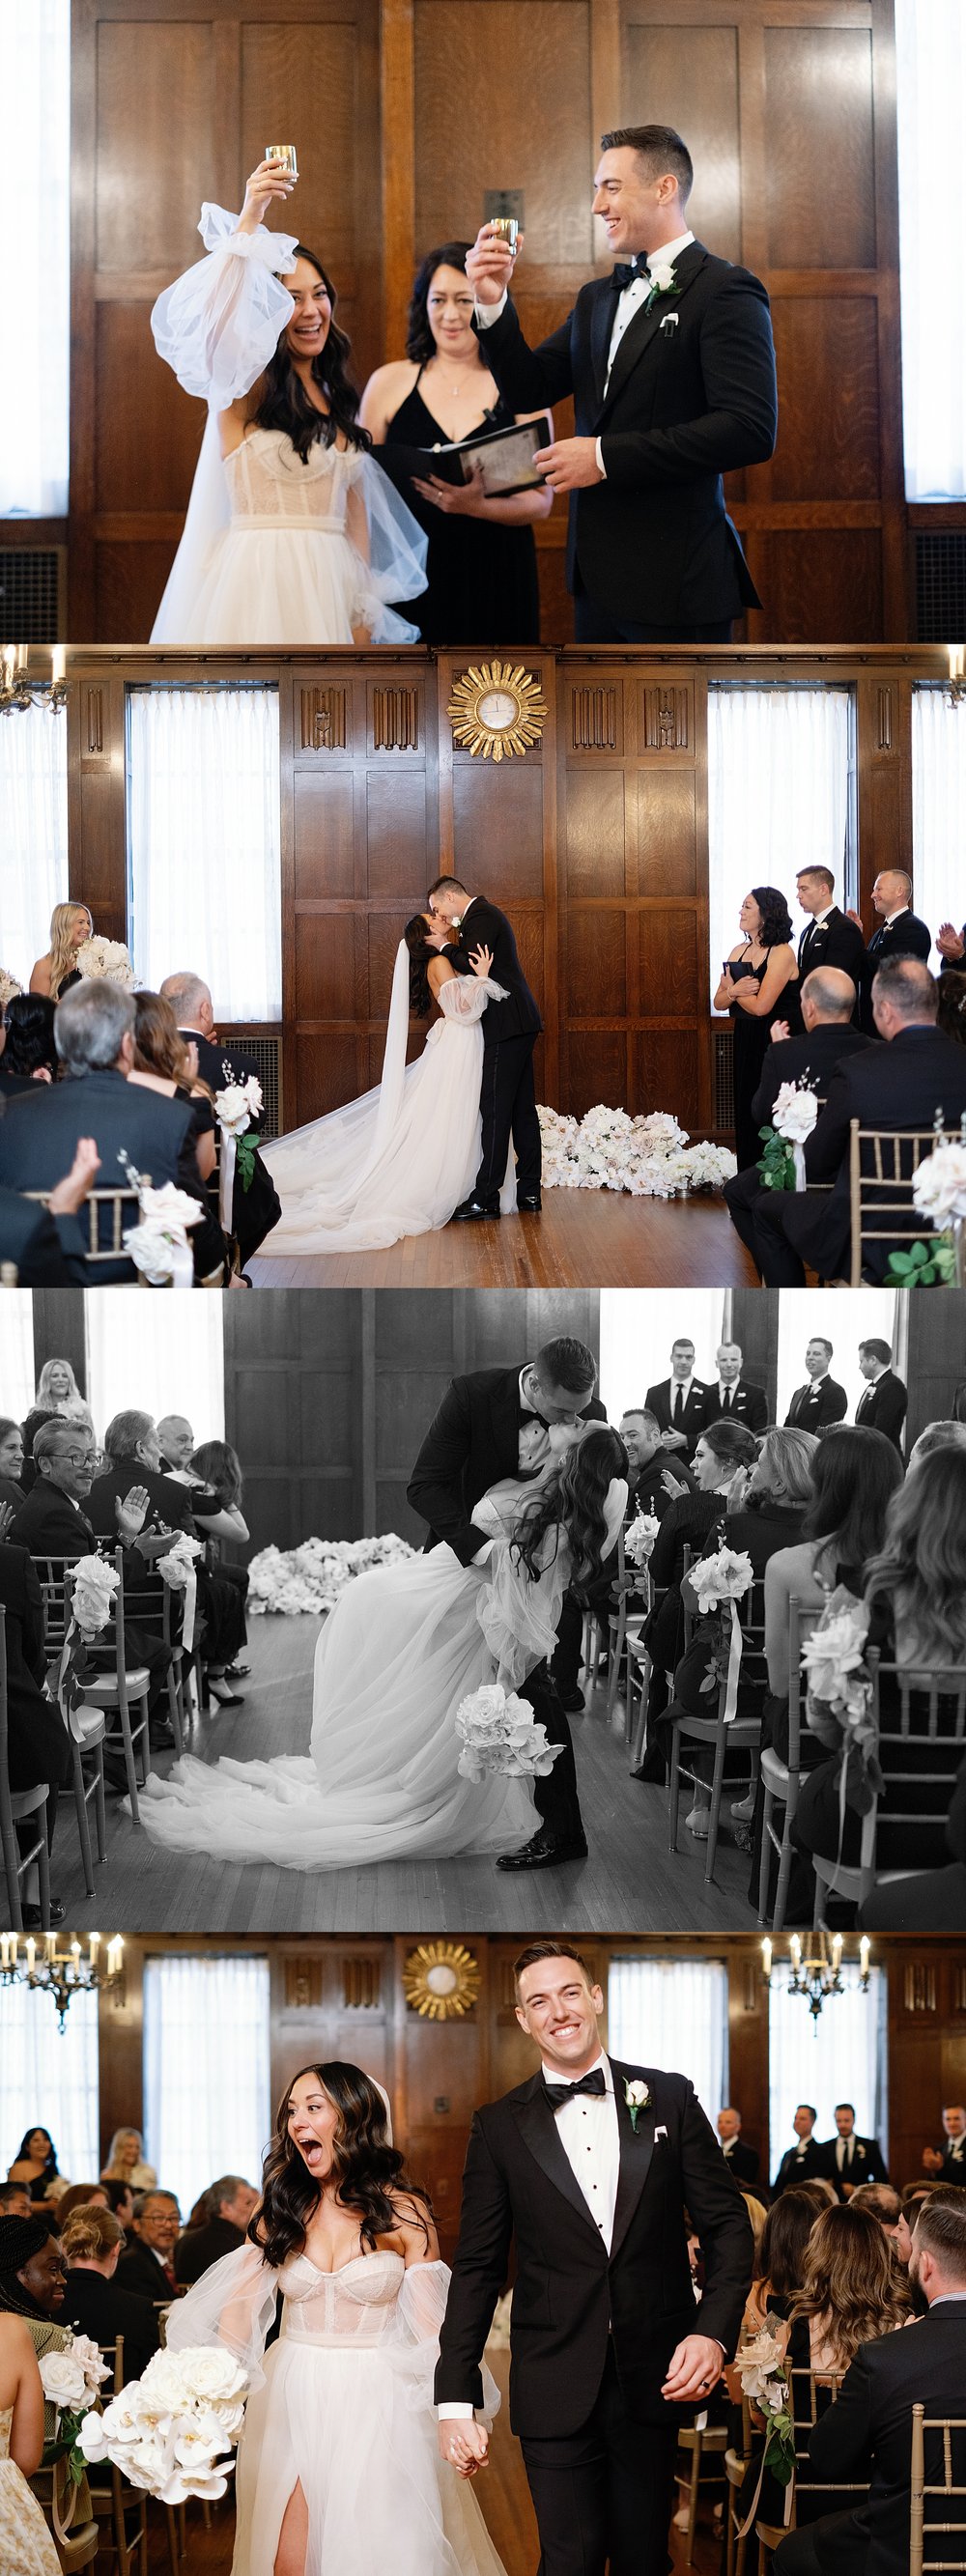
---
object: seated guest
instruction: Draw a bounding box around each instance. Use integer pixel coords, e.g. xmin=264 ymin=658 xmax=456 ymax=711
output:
xmin=0 ymin=1137 xmax=103 ymax=1287
xmin=773 ymin=2109 xmax=827 ymax=2196
xmin=0 ymin=981 xmax=227 ymax=1284
xmin=28 ymin=901 xmax=94 ymax=1000
xmin=158 ymin=970 xmax=263 ymax=1091
xmin=784 ymin=1337 xmax=847 ymax=1433
xmin=173 ymin=2175 xmax=259 ymax=2284
xmin=0 ymin=993 xmax=58 ymax=1090
xmin=817 ymin=2105 xmax=889 ymax=2199
xmin=701 ymin=1341 xmax=768 ymax=1430
xmin=743 ymin=2185 xmax=823 ymax=2327
xmin=848 ymin=868 xmax=932 ymax=1035
xmin=774 ymin=2194 xmax=966 ymax=2576
xmin=61 ymin=2203 xmax=159 ymax=2385
xmin=636 ymin=1418 xmax=759 ymax=1766
xmin=116 ymin=2192 xmax=183 ymax=2304
xmin=848 ymin=2182 xmax=904 ymax=2244
xmin=617 ymin=1409 xmax=698 ymax=1517
xmin=0 ymin=1544 xmax=72 ymax=1926
xmin=907 ymin=1419 xmax=966 ymax=1464
xmin=86 ymin=1409 xmax=202 ymax=1543
xmin=52 ymin=2186 xmax=109 ymax=2229
xmin=854 ymin=1340 xmax=906 ymax=1451
xmin=0 ymin=2213 xmax=74 ymax=2430
xmin=724 ymin=967 xmax=865 ymax=1270
xmin=0 ymin=2185 xmax=33 ymax=2217
xmin=128 ymin=990 xmax=217 ymax=1184
xmin=551 ymin=1402 xmax=693 ymax=1712
xmin=188 ymin=1438 xmax=251 ymax=1703
xmin=12 ymin=1415 xmax=176 ymax=1745
xmin=0 ymin=1416 xmax=25 ymax=1514
xmin=936 ymin=967 xmax=966 ymax=1043
xmin=100 ymin=2130 xmax=156 ymax=2194
xmin=755 ymin=957 xmax=966 ymax=1286
xmin=101 ymin=2179 xmax=136 ymax=2231
xmin=717 ymin=2108 xmax=760 ymax=2188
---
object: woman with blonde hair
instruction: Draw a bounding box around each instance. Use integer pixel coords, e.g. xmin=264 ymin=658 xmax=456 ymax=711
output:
xmin=99 ymin=2131 xmax=156 ymax=2194
xmin=61 ymin=2204 xmax=158 ymax=2386
xmin=28 ymin=904 xmax=94 ymax=1001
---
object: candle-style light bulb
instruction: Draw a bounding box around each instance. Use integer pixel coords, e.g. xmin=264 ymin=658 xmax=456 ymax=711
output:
xmin=790 ymin=1934 xmax=802 ymax=1973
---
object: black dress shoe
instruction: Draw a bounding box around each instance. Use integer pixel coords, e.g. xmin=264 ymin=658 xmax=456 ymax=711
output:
xmin=22 ymin=1899 xmax=66 ymax=1928
xmin=149 ymin=1722 xmax=177 ymax=1750
xmin=224 ymin=1661 xmax=251 ymax=1680
xmin=451 ymin=1194 xmax=501 ymax=1221
xmin=495 ymin=1827 xmax=588 ymax=1871
xmin=631 ymin=1744 xmax=668 ymax=1784
xmin=516 ymin=1194 xmax=542 ymax=1212
xmin=555 ymin=1685 xmax=585 ymax=1713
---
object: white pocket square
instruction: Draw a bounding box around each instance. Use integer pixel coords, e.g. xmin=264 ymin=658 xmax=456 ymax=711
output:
xmin=654 ymin=2125 xmax=668 ymax=2141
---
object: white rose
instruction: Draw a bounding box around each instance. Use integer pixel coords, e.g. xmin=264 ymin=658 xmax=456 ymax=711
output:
xmin=216 ymin=1083 xmax=253 ymax=1138
xmin=649 ymin=261 xmax=676 ymax=293
xmin=140 ymin=2352 xmax=190 ymax=2410
xmin=180 ymin=2349 xmax=247 ymax=2407
xmin=40 ymin=2351 xmax=89 ymax=2411
xmin=625 ymin=2080 xmax=649 ymax=2109
xmin=71 ymin=2334 xmax=110 ymax=2393
xmin=772 ymin=1082 xmax=819 ymax=1144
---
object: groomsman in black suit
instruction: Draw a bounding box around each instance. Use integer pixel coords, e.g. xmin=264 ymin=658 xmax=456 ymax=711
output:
xmin=702 ymin=1342 xmax=768 ymax=1432
xmin=855 ymin=1341 xmax=907 ymax=1451
xmin=427 ymin=875 xmax=544 ymax=1220
xmin=645 ymin=1339 xmax=711 ymax=1449
xmin=784 ymin=1338 xmax=848 ymax=1434
xmin=922 ymin=2105 xmax=966 ymax=2183
xmin=772 ymin=2105 xmax=827 ymax=2193
xmin=847 ymin=869 xmax=932 ymax=1035
xmin=818 ymin=2103 xmax=889 ymax=2201
xmin=466 ymin=125 xmax=777 ymax=642
xmin=436 ymin=1941 xmax=753 ymax=2576
xmin=407 ymin=1337 xmax=606 ymax=1868
xmin=717 ymin=2108 xmax=760 ymax=2188
xmin=786 ymin=868 xmax=866 ymax=1032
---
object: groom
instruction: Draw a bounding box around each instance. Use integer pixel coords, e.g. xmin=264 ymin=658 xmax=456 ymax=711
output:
xmin=436 ymin=1940 xmax=753 ymax=2575
xmin=427 ymin=874 xmax=543 ymax=1219
xmin=407 ymin=1336 xmax=605 ymax=1868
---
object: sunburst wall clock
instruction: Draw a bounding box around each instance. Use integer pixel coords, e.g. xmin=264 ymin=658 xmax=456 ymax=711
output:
xmin=402 ymin=1940 xmax=481 ymax=2019
xmin=447 ymin=661 xmax=547 ymax=761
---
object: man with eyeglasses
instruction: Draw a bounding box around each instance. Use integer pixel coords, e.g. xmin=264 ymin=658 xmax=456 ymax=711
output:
xmin=12 ymin=1416 xmax=178 ymax=1748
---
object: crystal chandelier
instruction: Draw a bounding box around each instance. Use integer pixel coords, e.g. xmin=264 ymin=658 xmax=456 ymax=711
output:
xmin=761 ymin=1932 xmax=871 ymax=2021
xmin=0 ymin=647 xmax=69 ymax=716
xmin=0 ymin=1933 xmax=125 ymax=2031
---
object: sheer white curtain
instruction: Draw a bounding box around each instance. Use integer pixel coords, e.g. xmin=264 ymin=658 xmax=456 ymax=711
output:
xmin=911 ymin=688 xmax=966 ymax=939
xmin=768 ymin=1967 xmax=886 ymax=2191
xmin=84 ymin=1294 xmax=225 ymax=1447
xmin=707 ymin=689 xmax=852 ymax=1005
xmin=0 ymin=1292 xmax=38 ymax=1424
xmin=0 ymin=706 xmax=69 ymax=984
xmin=127 ymin=689 xmax=282 ymax=1020
xmin=895 ymin=1 xmax=966 ymax=497
xmin=142 ymin=1954 xmax=271 ymax=2218
xmin=0 ymin=1987 xmax=99 ymax=2182
xmin=0 ymin=3 xmax=70 ymax=514
xmin=599 ymin=1289 xmax=728 ymax=1425
xmin=608 ymin=1957 xmax=727 ymax=2123
xmin=776 ymin=1288 xmax=896 ymax=1428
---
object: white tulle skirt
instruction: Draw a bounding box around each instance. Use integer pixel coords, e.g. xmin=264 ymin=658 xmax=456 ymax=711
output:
xmin=179 ymin=521 xmax=397 ymax=647
xmin=233 ymin=2335 xmax=506 ymax=2576
xmin=261 ymin=1017 xmax=514 ymax=1256
xmin=137 ymin=1544 xmax=537 ymax=1867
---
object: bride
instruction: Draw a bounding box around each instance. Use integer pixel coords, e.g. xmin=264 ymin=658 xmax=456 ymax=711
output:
xmin=137 ymin=1427 xmax=627 ymax=1867
xmin=150 ymin=157 xmax=427 ymax=644
xmin=258 ymin=917 xmax=516 ymax=1255
xmin=167 ymin=2062 xmax=506 ymax=2576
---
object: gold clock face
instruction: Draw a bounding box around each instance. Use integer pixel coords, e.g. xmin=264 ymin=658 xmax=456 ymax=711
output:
xmin=448 ymin=661 xmax=548 ymax=761
xmin=402 ymin=1940 xmax=481 ymax=2019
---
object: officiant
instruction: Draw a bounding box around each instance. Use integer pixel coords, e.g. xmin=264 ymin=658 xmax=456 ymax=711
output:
xmin=360 ymin=240 xmax=553 ymax=643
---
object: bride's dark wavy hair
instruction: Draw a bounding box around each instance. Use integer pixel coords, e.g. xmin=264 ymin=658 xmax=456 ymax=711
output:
xmin=251 ymin=2062 xmax=433 ymax=2268
xmin=404 ymin=916 xmax=436 ymax=1017
xmin=251 ymin=247 xmax=372 ymax=462
xmin=510 ymin=1426 xmax=628 ymax=1586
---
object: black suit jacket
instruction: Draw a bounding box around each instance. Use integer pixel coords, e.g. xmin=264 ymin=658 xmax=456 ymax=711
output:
xmin=855 ymin=1372 xmax=907 ymax=1451
xmin=817 ymin=2133 xmax=889 ymax=2198
xmin=446 ymin=899 xmax=542 ymax=1045
xmin=858 ymin=909 xmax=933 ymax=1033
xmin=0 ymin=1544 xmax=71 ymax=1794
xmin=177 ymin=1030 xmax=281 ymax=1258
xmin=750 ymin=1026 xmax=867 ymax=1137
xmin=177 ymin=1030 xmax=264 ymax=1093
xmin=0 ymin=1186 xmax=90 ymax=1286
xmin=645 ymin=1378 xmax=711 ymax=1442
xmin=702 ymin=1381 xmax=768 ymax=1433
xmin=173 ymin=2215 xmax=244 ymax=2285
xmin=407 ymin=1365 xmax=606 ymax=1565
xmin=436 ymin=2058 xmax=753 ymax=2435
xmin=784 ymin=1375 xmax=848 ymax=1433
xmin=772 ymin=2137 xmax=827 ymax=2193
xmin=13 ymin=1485 xmax=105 ymax=1561
xmin=476 ymin=241 xmax=777 ymax=625
xmin=780 ymin=1027 xmax=966 ymax=1284
xmin=0 ymin=1070 xmax=223 ymax=1284
xmin=87 ymin=1464 xmax=200 ymax=1543
xmin=116 ymin=2241 xmax=178 ymax=2306
xmin=803 ymin=2304 xmax=966 ymax=2576
xmin=721 ymin=2137 xmax=760 ymax=2187
xmin=63 ymin=2267 xmax=159 ymax=2385
xmin=793 ymin=909 xmax=867 ymax=1005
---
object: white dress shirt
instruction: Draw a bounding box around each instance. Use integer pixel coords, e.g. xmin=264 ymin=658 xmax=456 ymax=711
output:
xmin=475 ymin=233 xmax=696 ymax=479
xmin=836 ymin=2136 xmax=855 ymax=2172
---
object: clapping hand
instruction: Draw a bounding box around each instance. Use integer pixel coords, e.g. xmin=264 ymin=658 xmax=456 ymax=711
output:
xmin=846 ymin=907 xmax=865 ymax=931
xmin=661 ymin=1467 xmax=690 ymax=1500
xmin=938 ymin=922 xmax=965 ymax=962
xmin=469 ymin=944 xmax=494 ymax=979
xmin=117 ymin=1486 xmax=151 ymax=1544
xmin=770 ymin=1018 xmax=791 ymax=1044
xmin=239 ymin=157 xmax=298 ymax=234
xmin=465 ymin=224 xmax=522 ymax=305
xmin=47 ymin=1136 xmax=100 ymax=1217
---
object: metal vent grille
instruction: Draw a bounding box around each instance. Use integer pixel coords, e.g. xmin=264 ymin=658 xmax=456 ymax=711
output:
xmin=0 ymin=550 xmax=64 ymax=642
xmin=713 ymin=1025 xmax=734 ymax=1136
xmin=915 ymin=533 xmax=966 ymax=640
xmin=222 ymin=1033 xmax=280 ymax=1138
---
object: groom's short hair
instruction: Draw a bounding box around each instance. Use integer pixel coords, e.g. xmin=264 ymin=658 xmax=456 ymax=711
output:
xmin=427 ymin=874 xmax=469 ymax=900
xmin=534 ymin=1337 xmax=597 ymax=1397
xmin=513 ymin=1939 xmax=596 ymax=1992
xmin=600 ymin=124 xmax=694 ymax=204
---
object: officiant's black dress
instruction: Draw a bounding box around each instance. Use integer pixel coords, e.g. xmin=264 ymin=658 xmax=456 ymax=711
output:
xmin=728 ymin=954 xmax=771 ymax=1171
xmin=383 ymin=377 xmax=540 ymax=644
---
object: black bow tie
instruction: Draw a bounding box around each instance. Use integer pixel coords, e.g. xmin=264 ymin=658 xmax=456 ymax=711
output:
xmin=544 ymin=2069 xmax=607 ymax=2109
xmin=611 ymin=257 xmax=648 ymax=290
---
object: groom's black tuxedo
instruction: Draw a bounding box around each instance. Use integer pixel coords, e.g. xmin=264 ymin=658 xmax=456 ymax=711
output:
xmin=447 ymin=897 xmax=542 ymax=1205
xmin=476 ymin=241 xmax=777 ymax=636
xmin=437 ymin=2058 xmax=753 ymax=2574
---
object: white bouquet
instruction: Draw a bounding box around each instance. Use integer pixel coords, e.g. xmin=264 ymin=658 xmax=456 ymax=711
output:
xmin=247 ymin=1532 xmax=417 ymax=1615
xmin=624 ymin=1511 xmax=660 ymax=1568
xmin=123 ymin=1181 xmax=204 ymax=1288
xmin=757 ymin=1079 xmax=819 ymax=1194
xmin=74 ymin=936 xmax=136 ymax=989
xmin=771 ymin=1081 xmax=819 ymax=1145
xmin=77 ymin=2343 xmax=248 ymax=2505
xmin=41 ymin=2332 xmax=110 ymax=2488
xmin=71 ymin=1554 xmax=120 ymax=1641
xmin=689 ymin=1548 xmax=754 ymax=1615
xmin=735 ymin=2330 xmax=794 ymax=2487
xmin=215 ymin=1075 xmax=263 ymax=1139
xmin=455 ymin=1681 xmax=562 ymax=1780
xmin=156 ymin=1532 xmax=204 ymax=1590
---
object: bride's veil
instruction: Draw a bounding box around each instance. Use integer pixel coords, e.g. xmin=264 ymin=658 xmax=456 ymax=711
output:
xmin=366 ymin=939 xmax=412 ymax=1169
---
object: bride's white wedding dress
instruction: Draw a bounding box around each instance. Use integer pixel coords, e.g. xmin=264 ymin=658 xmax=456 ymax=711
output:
xmin=151 ymin=205 xmax=426 ymax=644
xmin=137 ymin=1472 xmax=626 ymax=1868
xmin=166 ymin=2242 xmax=506 ymax=2576
xmin=260 ymin=949 xmax=515 ymax=1255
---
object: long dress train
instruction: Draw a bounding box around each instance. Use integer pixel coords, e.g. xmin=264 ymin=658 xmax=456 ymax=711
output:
xmin=166 ymin=2243 xmax=507 ymax=2576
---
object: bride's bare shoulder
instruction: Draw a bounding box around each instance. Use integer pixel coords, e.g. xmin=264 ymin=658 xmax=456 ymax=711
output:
xmin=427 ymin=951 xmax=457 ymax=989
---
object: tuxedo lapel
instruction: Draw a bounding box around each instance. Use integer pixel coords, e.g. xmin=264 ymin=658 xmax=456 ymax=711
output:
xmin=590 ymin=281 xmax=619 ymax=407
xmin=511 ymin=2081 xmax=610 ymax=2253
xmin=596 ymin=244 xmax=707 ymax=425
xmin=610 ymin=2063 xmax=660 ymax=2261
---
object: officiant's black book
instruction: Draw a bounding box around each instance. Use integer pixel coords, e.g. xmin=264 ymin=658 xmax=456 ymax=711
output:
xmin=377 ymin=413 xmax=552 ymax=501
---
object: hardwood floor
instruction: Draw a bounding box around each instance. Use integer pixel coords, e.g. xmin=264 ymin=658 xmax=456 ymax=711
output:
xmin=46 ymin=1617 xmax=757 ymax=1935
xmin=246 ymin=1191 xmax=757 ymax=1288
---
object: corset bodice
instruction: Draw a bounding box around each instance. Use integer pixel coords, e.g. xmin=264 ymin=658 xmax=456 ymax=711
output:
xmin=223 ymin=429 xmax=364 ymax=528
xmin=276 ymin=2250 xmax=405 ymax=2345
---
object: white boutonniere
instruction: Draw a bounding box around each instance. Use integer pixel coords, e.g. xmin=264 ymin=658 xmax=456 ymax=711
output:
xmin=624 ymin=2079 xmax=649 ymax=2133
xmin=647 ymin=262 xmax=678 ymax=297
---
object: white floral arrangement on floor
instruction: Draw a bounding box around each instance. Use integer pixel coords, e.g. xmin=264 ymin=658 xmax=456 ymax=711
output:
xmin=73 ymin=935 xmax=136 ymax=988
xmin=537 ymin=1104 xmax=736 ymax=1197
xmin=78 ymin=2345 xmax=248 ymax=2505
xmin=0 ymin=966 xmax=23 ymax=1007
xmin=455 ymin=1681 xmax=562 ymax=1780
xmin=41 ymin=2334 xmax=110 ymax=2487
xmin=248 ymin=1532 xmax=418 ymax=1615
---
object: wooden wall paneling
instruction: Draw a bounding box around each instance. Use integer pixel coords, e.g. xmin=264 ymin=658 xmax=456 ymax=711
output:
xmin=854 ymin=665 xmax=911 ymax=918
xmin=68 ymin=667 xmax=128 ymax=943
xmin=440 ymin=649 xmax=559 ymax=1109
xmin=222 ymin=1288 xmax=364 ymax=1550
xmin=904 ymin=1292 xmax=966 ymax=1450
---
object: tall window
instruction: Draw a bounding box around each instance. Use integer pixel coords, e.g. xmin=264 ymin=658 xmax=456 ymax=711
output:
xmin=911 ymin=687 xmax=966 ymax=940
xmin=0 ymin=706 xmax=69 ymax=983
xmin=768 ymin=1967 xmax=886 ymax=2188
xmin=608 ymin=1957 xmax=727 ymax=2123
xmin=143 ymin=1954 xmax=271 ymax=2219
xmin=127 ymin=688 xmax=282 ymax=1022
xmin=895 ymin=1 xmax=966 ymax=498
xmin=0 ymin=1986 xmax=99 ymax=2181
xmin=84 ymin=1294 xmax=225 ymax=1449
xmin=776 ymin=1290 xmax=898 ymax=1429
xmin=599 ymin=1290 xmax=728 ymax=1426
xmin=1 ymin=4 xmax=70 ymax=515
xmin=707 ymin=689 xmax=853 ymax=1006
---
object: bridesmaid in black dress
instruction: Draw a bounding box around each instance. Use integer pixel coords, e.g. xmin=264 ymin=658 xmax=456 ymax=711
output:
xmin=359 ymin=241 xmax=553 ymax=642
xmin=713 ymin=887 xmax=798 ymax=1170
